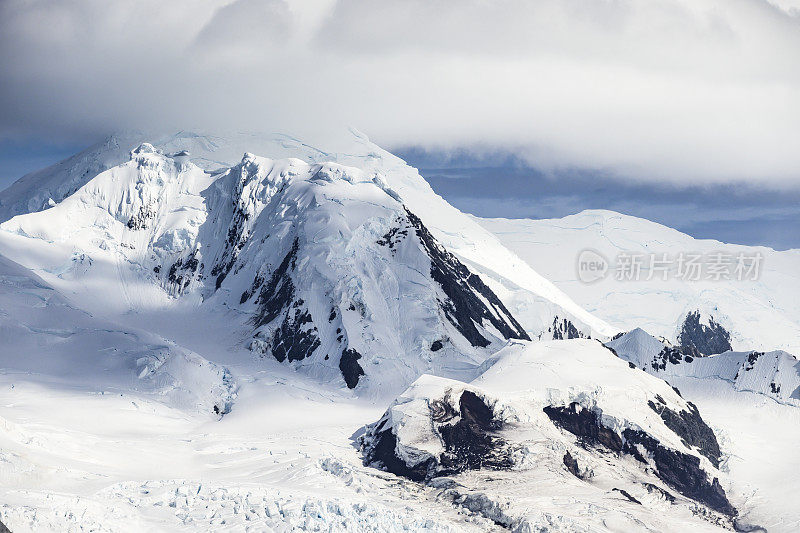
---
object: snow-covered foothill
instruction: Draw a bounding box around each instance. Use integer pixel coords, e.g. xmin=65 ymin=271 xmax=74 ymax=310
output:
xmin=606 ymin=327 xmax=800 ymax=531
xmin=362 ymin=339 xmax=745 ymax=532
xmin=608 ymin=328 xmax=800 ymax=405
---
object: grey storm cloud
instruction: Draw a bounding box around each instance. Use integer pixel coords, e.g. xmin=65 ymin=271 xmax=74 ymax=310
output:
xmin=0 ymin=0 xmax=798 ymax=187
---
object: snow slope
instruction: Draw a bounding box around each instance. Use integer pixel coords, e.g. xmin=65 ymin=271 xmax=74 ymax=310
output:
xmin=0 ymin=252 xmax=235 ymax=414
xmin=1 ymin=327 xmax=772 ymax=532
xmin=0 ymin=224 xmax=503 ymax=532
xmin=0 ymin=130 xmax=616 ymax=340
xmin=1 ymin=132 xmax=796 ymax=531
xmin=0 ymin=361 xmax=502 ymax=532
xmin=477 ymin=210 xmax=800 ymax=353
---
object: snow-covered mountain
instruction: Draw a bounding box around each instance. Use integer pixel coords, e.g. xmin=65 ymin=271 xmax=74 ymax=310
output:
xmin=477 ymin=210 xmax=800 ymax=354
xmin=0 ymin=142 xmax=536 ymax=394
xmin=361 ymin=339 xmax=754 ymax=531
xmin=0 ymin=130 xmax=616 ymax=342
xmin=605 ymin=328 xmax=800 ymax=530
xmin=608 ymin=327 xmax=800 ymax=409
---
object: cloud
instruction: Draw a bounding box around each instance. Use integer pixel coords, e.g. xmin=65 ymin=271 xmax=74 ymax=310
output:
xmin=0 ymin=0 xmax=798 ymax=187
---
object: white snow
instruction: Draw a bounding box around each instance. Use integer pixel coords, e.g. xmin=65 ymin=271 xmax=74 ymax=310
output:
xmin=0 ymin=130 xmax=616 ymax=339
xmin=0 ymin=147 xmax=532 ymax=396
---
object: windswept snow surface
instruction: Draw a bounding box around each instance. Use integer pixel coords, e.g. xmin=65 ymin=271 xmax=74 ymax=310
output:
xmin=477 ymin=210 xmax=800 ymax=353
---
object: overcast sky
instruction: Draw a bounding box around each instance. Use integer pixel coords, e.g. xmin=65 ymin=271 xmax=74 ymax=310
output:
xmin=2 ymin=0 xmax=799 ymax=185
xmin=395 ymin=146 xmax=800 ymax=250
xmin=0 ymin=0 xmax=798 ymax=246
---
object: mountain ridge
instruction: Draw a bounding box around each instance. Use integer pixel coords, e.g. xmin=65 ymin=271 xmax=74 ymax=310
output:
xmin=0 ymin=142 xmax=533 ymax=394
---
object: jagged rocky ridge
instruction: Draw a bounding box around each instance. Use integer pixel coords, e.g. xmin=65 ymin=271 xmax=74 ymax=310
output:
xmin=361 ymin=340 xmax=739 ymax=527
xmin=550 ymin=316 xmax=586 ymax=340
xmin=678 ymin=311 xmax=733 ymax=357
xmin=607 ymin=328 xmax=800 ymax=404
xmin=1 ymin=145 xmax=529 ymax=393
xmin=543 ymin=402 xmax=733 ymax=516
xmin=361 ymin=384 xmax=512 ymax=482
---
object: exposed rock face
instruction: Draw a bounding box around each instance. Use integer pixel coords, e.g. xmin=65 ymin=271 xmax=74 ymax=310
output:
xmin=543 ymin=403 xmax=623 ymax=452
xmin=607 ymin=327 xmax=800 ymax=404
xmin=742 ymin=351 xmax=763 ymax=372
xmin=251 ymin=238 xmax=299 ymax=329
xmin=436 ymin=390 xmax=513 ymax=476
xmin=651 ymin=345 xmax=690 ymax=371
xmin=405 ymin=209 xmax=530 ymax=347
xmin=613 ymin=488 xmax=642 ymax=505
xmin=248 ymin=238 xmax=322 ymax=365
xmin=562 ymin=451 xmax=582 ymax=479
xmin=544 ymin=401 xmax=736 ymax=517
xmin=240 ymin=205 xmax=531 ymax=390
xmin=126 ymin=205 xmax=156 ymax=230
xmin=622 ymin=429 xmax=735 ymax=517
xmin=551 ymin=317 xmax=585 ymax=340
xmin=167 ymin=251 xmax=202 ymax=294
xmin=363 ymin=427 xmax=436 ymax=482
xmin=648 ymin=396 xmax=721 ymax=467
xmin=678 ymin=311 xmax=732 ymax=356
xmin=361 ymin=386 xmax=512 ymax=482
xmin=339 ymin=348 xmax=365 ymax=389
